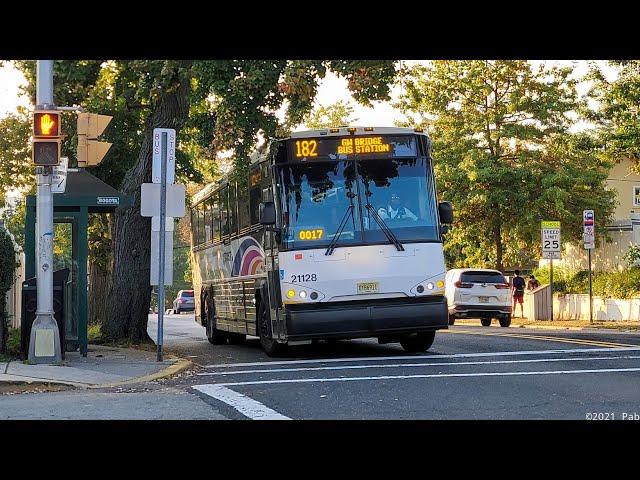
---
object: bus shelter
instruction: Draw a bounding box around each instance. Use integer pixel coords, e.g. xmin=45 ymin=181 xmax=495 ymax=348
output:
xmin=24 ymin=169 xmax=132 ymax=356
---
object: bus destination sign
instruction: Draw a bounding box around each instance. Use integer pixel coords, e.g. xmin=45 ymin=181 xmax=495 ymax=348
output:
xmin=288 ymin=135 xmax=417 ymax=161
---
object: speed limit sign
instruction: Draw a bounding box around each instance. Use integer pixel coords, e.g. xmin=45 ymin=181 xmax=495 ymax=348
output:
xmin=541 ymin=221 xmax=561 ymax=259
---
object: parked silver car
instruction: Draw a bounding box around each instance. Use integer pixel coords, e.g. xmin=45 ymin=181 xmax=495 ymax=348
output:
xmin=173 ymin=289 xmax=195 ymax=313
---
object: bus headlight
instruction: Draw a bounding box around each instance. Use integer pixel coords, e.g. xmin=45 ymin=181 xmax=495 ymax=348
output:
xmin=299 ymin=290 xmax=307 ymax=299
xmin=287 ymin=289 xmax=295 ymax=298
xmin=426 ymin=282 xmax=434 ymax=290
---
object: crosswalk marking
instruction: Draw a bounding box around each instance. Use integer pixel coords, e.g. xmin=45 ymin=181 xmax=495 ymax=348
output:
xmin=199 ymin=366 xmax=640 ymax=388
xmin=203 ymin=346 xmax=640 ymax=369
xmin=196 ymin=354 xmax=640 ymax=376
xmin=193 ymin=384 xmax=290 ymax=420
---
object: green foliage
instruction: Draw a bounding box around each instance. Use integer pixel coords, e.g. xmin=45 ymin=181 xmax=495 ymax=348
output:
xmin=586 ymin=61 xmax=640 ymax=173
xmin=303 ymin=100 xmax=358 ymax=129
xmin=0 ymin=227 xmax=17 ymax=352
xmin=623 ymin=244 xmax=640 ymax=267
xmin=0 ymin=108 xmax=34 ymax=208
xmin=2 ymin=199 xmax=27 ymax=250
xmin=53 ymin=223 xmax=73 ymax=272
xmin=396 ymin=60 xmax=615 ymax=270
xmin=533 ymin=265 xmax=640 ymax=299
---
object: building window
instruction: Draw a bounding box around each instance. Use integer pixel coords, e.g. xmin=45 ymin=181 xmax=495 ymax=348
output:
xmin=634 ymin=185 xmax=640 ymax=207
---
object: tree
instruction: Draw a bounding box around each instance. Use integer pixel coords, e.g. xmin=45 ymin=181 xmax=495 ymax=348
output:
xmin=586 ymin=61 xmax=639 ymax=173
xmin=396 ymin=61 xmax=615 ymax=270
xmin=0 ymin=108 xmax=33 ymax=208
xmin=11 ymin=60 xmax=398 ymax=343
xmin=0 ymin=226 xmax=17 ymax=353
xmin=303 ymin=100 xmax=358 ymax=129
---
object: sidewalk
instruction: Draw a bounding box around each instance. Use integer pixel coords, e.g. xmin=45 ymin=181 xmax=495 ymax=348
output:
xmin=454 ymin=318 xmax=640 ymax=332
xmin=0 ymin=344 xmax=192 ymax=390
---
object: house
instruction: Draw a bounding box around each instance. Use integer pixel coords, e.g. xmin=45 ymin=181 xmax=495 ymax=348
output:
xmin=545 ymin=158 xmax=640 ymax=272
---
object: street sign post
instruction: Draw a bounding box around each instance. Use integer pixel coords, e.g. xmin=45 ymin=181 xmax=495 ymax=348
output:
xmin=583 ymin=210 xmax=595 ymax=323
xmin=140 ymin=128 xmax=185 ymax=362
xmin=541 ymin=221 xmax=561 ymax=321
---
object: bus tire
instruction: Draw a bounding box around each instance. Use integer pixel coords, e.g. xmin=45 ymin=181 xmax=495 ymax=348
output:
xmin=400 ymin=331 xmax=435 ymax=353
xmin=257 ymin=300 xmax=287 ymax=357
xmin=499 ymin=315 xmax=511 ymax=328
xmin=204 ymin=296 xmax=227 ymax=345
xmin=480 ymin=317 xmax=492 ymax=327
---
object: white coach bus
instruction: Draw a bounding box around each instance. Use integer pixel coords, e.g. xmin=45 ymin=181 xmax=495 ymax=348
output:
xmin=189 ymin=127 xmax=453 ymax=356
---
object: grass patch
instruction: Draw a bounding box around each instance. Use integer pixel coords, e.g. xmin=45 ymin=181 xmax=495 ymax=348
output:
xmin=88 ymin=323 xmax=102 ymax=343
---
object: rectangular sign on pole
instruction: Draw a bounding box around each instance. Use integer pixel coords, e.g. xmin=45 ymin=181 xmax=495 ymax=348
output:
xmin=152 ymin=128 xmax=176 ymax=184
xmin=51 ymin=156 xmax=68 ymax=194
xmin=150 ymin=230 xmax=173 ymax=285
xmin=541 ymin=221 xmax=561 ymax=260
xmin=583 ymin=210 xmax=595 ymax=249
xmin=140 ymin=183 xmax=186 ymax=217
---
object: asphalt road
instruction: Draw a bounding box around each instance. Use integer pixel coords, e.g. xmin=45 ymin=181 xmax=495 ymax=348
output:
xmin=152 ymin=314 xmax=640 ymax=420
xmin=3 ymin=313 xmax=640 ymax=420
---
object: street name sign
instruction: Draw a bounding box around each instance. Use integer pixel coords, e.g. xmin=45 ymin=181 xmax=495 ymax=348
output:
xmin=541 ymin=221 xmax=561 ymax=259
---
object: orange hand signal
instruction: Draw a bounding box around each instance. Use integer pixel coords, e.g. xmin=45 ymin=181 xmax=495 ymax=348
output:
xmin=39 ymin=114 xmax=56 ymax=135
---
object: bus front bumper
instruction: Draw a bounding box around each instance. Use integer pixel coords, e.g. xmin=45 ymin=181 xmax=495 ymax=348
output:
xmin=283 ymin=296 xmax=448 ymax=341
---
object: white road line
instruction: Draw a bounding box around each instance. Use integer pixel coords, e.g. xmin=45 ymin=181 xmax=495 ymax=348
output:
xmin=196 ymin=354 xmax=640 ymax=376
xmin=205 ymin=366 xmax=640 ymax=387
xmin=193 ymin=384 xmax=291 ymax=420
xmin=203 ymin=346 xmax=640 ymax=369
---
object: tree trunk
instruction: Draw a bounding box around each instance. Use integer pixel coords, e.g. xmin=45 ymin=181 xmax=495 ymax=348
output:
xmin=88 ymin=259 xmax=111 ymax=325
xmin=103 ymin=67 xmax=192 ymax=343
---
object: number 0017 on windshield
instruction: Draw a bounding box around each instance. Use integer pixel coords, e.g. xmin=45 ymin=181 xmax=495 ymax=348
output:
xmin=298 ymin=229 xmax=324 ymax=240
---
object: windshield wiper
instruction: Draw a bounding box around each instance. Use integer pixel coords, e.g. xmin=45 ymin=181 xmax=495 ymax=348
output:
xmin=365 ymin=203 xmax=405 ymax=251
xmin=325 ymin=205 xmax=354 ymax=256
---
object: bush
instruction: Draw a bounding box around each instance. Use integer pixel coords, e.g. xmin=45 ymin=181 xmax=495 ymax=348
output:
xmin=533 ymin=265 xmax=640 ymax=299
xmin=0 ymin=227 xmax=17 ymax=353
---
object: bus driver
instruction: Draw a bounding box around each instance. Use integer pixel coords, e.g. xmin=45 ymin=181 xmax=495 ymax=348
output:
xmin=378 ymin=191 xmax=418 ymax=221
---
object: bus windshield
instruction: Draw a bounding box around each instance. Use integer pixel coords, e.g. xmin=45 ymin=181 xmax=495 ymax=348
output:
xmin=278 ymin=156 xmax=439 ymax=250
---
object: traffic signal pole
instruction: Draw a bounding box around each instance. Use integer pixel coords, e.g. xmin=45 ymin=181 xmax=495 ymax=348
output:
xmin=28 ymin=60 xmax=62 ymax=364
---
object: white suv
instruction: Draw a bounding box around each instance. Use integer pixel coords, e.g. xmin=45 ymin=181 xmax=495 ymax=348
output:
xmin=445 ymin=268 xmax=512 ymax=327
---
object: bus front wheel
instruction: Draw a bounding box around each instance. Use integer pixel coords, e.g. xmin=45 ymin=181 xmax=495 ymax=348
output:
xmin=257 ymin=300 xmax=287 ymax=357
xmin=204 ymin=296 xmax=227 ymax=345
xmin=400 ymin=331 xmax=436 ymax=353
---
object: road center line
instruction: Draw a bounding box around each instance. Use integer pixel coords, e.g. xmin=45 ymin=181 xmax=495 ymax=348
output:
xmin=204 ymin=366 xmax=640 ymax=387
xmin=196 ymin=354 xmax=640 ymax=376
xmin=203 ymin=346 xmax=640 ymax=369
xmin=193 ymin=384 xmax=291 ymax=420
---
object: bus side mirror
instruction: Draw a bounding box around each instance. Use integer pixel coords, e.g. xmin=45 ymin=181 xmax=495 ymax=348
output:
xmin=259 ymin=202 xmax=276 ymax=225
xmin=438 ymin=201 xmax=453 ymax=225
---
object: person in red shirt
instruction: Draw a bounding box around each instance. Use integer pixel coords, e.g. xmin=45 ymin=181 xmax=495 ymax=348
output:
xmin=512 ymin=269 xmax=526 ymax=318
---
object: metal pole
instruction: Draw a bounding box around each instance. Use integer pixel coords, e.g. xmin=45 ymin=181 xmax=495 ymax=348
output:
xmin=29 ymin=60 xmax=62 ymax=364
xmin=157 ymin=132 xmax=168 ymax=362
xmin=550 ymin=259 xmax=554 ymax=322
xmin=588 ymin=248 xmax=593 ymax=324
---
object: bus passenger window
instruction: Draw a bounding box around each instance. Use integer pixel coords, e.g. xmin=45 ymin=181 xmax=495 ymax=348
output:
xmin=249 ymin=186 xmax=261 ymax=225
xmin=228 ymin=183 xmax=238 ymax=237
xmin=220 ymin=186 xmax=229 ymax=238
xmin=203 ymin=200 xmax=212 ymax=242
xmin=197 ymin=202 xmax=206 ymax=245
xmin=210 ymin=194 xmax=221 ymax=242
xmin=237 ymin=178 xmax=251 ymax=231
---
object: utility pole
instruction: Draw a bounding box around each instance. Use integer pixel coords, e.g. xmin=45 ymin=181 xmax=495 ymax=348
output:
xmin=28 ymin=60 xmax=62 ymax=364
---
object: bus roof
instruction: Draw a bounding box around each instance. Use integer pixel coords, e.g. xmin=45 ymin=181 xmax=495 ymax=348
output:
xmin=287 ymin=126 xmax=429 ymax=139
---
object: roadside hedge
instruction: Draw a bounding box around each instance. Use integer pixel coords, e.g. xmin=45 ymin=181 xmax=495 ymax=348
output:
xmin=533 ymin=265 xmax=640 ymax=299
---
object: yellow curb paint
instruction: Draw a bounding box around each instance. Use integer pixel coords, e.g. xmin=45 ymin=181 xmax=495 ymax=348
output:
xmin=89 ymin=358 xmax=193 ymax=389
xmin=442 ymin=329 xmax=634 ymax=348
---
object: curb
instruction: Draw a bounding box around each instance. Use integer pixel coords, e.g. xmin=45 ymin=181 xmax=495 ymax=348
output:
xmin=454 ymin=320 xmax=639 ymax=332
xmin=89 ymin=357 xmax=193 ymax=389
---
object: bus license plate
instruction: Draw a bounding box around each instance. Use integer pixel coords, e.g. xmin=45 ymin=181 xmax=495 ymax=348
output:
xmin=478 ymin=296 xmax=489 ymax=303
xmin=358 ymin=282 xmax=379 ymax=294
